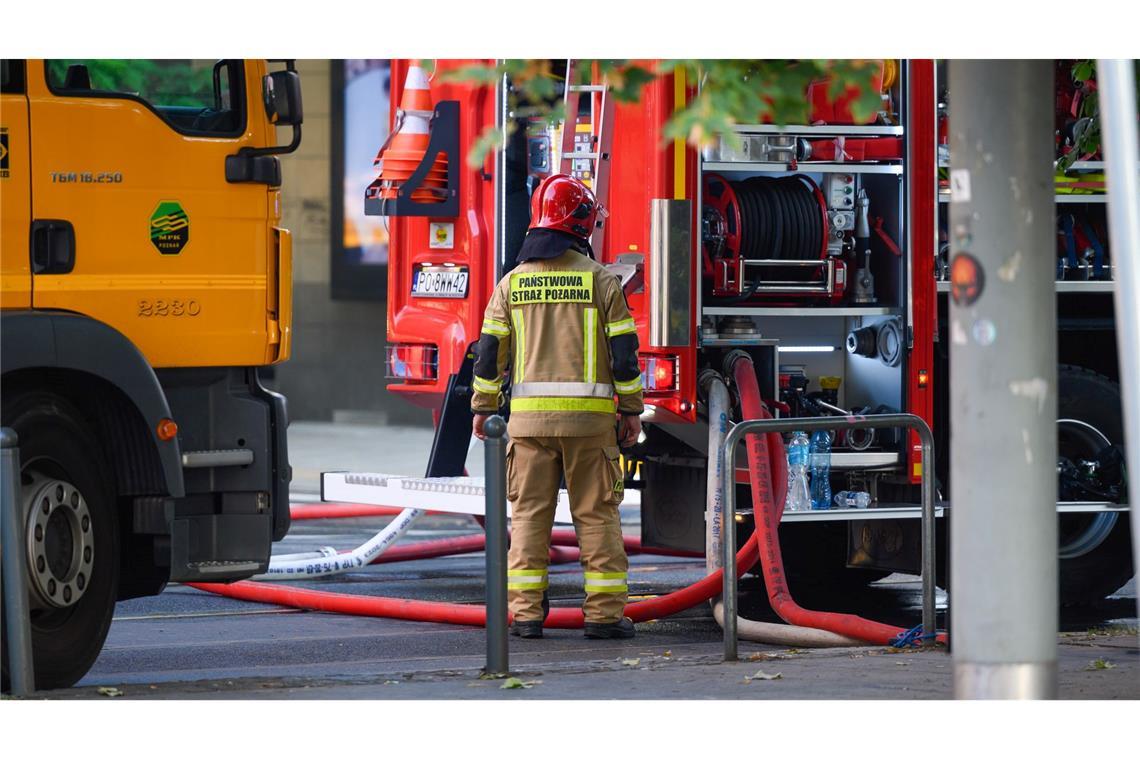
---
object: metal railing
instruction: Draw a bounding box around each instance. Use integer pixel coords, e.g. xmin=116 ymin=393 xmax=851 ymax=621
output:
xmin=721 ymin=413 xmax=937 ymax=661
xmin=482 ymin=416 xmax=509 ymax=677
xmin=2 ymin=427 xmax=35 ymax=694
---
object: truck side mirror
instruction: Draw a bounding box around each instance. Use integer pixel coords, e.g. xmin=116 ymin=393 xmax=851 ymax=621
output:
xmin=226 ymin=62 xmax=304 ymax=185
xmin=263 ymin=70 xmax=303 ymax=126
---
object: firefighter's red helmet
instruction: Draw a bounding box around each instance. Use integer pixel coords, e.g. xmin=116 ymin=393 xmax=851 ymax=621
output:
xmin=529 ymin=174 xmax=606 ymax=240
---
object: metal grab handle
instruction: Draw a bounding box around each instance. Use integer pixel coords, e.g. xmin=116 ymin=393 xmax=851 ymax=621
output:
xmin=2 ymin=427 xmax=36 ymax=694
xmin=721 ymin=413 xmax=936 ymax=661
xmin=482 ymin=416 xmax=509 ymax=677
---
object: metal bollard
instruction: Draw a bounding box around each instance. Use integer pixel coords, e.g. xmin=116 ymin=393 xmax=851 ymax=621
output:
xmin=2 ymin=427 xmax=36 ymax=694
xmin=722 ymin=413 xmax=937 ymax=661
xmin=482 ymin=415 xmax=509 ymax=677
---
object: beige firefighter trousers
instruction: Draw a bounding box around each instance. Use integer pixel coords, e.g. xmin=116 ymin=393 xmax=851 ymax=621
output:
xmin=506 ymin=429 xmax=629 ymax=624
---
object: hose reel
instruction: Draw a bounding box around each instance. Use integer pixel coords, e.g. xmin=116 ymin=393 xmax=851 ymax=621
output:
xmin=702 ymin=173 xmax=845 ymax=303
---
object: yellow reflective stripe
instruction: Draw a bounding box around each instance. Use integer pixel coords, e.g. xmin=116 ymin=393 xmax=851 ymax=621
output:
xmin=482 ymin=319 xmax=510 ymax=337
xmin=584 ymin=572 xmax=627 ymax=580
xmin=472 ymin=376 xmax=502 ymax=394
xmin=507 ymin=569 xmax=548 ymax=576
xmin=614 ymin=376 xmax=643 ymax=395
xmin=511 ymin=308 xmax=525 ymax=384
xmin=511 ymin=397 xmax=616 ymax=414
xmin=584 ymin=584 xmax=628 ymax=594
xmin=584 ymin=307 xmax=597 ymax=384
xmin=508 ymin=581 xmax=550 ymax=591
xmin=509 ymin=271 xmax=594 ymax=304
xmin=604 ymin=318 xmax=636 ymax=337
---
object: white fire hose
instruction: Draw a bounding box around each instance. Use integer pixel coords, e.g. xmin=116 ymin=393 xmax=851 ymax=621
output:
xmin=255 ymin=507 xmax=423 ymax=579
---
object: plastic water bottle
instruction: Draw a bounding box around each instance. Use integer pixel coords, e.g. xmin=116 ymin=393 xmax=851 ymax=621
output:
xmin=809 ymin=430 xmax=832 ymax=510
xmin=833 ymin=490 xmax=872 ymax=509
xmin=784 ymin=431 xmax=811 ymax=512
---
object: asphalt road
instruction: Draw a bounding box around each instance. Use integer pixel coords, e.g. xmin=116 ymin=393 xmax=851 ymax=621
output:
xmin=33 ymin=422 xmax=1140 ymax=699
xmin=52 ymin=503 xmax=1137 ymax=700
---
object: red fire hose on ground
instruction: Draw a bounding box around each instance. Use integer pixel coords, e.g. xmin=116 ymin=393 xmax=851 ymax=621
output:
xmin=193 ymin=357 xmax=941 ymax=645
xmin=728 ymin=352 xmax=946 ymax=646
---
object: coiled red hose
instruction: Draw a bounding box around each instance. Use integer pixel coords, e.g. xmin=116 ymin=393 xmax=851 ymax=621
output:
xmin=729 ymin=354 xmax=947 ymax=646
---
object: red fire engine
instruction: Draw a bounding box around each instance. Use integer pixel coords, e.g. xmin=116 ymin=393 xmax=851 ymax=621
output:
xmin=376 ymin=59 xmax=1131 ymax=606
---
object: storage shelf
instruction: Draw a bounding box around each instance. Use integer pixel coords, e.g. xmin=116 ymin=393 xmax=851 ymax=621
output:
xmin=703 ymin=306 xmax=897 ymax=317
xmin=777 ymin=504 xmax=945 ymax=523
xmin=938 ymin=191 xmax=1110 ymax=204
xmin=703 ymin=161 xmax=904 ymax=176
xmin=1055 ymin=160 xmax=1140 ymax=172
xmin=830 ymin=452 xmax=900 ymax=470
xmin=936 ymin=280 xmax=1115 ymax=293
xmin=765 ymin=501 xmax=1126 ymax=524
xmin=701 ymin=336 xmax=781 ymax=347
xmin=728 ymin=124 xmax=904 ymax=137
xmin=1056 ymin=195 xmax=1108 ymax=204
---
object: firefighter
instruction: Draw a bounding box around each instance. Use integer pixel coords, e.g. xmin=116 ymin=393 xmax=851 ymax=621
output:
xmin=471 ymin=174 xmax=644 ymax=640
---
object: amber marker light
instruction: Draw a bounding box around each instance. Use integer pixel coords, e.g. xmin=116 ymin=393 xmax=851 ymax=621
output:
xmin=156 ymin=418 xmax=179 ymax=441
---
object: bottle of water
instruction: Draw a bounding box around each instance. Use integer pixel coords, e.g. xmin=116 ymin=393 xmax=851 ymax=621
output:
xmin=784 ymin=431 xmax=811 ymax=512
xmin=833 ymin=490 xmax=872 ymax=509
xmin=809 ymin=430 xmax=832 ymax=510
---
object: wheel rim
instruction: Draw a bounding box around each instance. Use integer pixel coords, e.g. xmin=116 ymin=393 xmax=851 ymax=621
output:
xmin=1057 ymin=418 xmax=1120 ymax=560
xmin=23 ymin=472 xmax=95 ymax=609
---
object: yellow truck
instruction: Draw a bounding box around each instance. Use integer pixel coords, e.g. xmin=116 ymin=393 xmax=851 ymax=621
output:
xmin=1 ymin=59 xmax=299 ymax=687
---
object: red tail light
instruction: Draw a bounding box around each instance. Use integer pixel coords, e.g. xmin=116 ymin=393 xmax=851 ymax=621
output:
xmin=386 ymin=344 xmax=438 ymax=381
xmin=639 ymin=355 xmax=678 ymax=393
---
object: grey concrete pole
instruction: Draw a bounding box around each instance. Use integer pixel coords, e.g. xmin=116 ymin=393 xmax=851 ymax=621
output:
xmin=482 ymin=415 xmax=509 ymax=677
xmin=2 ymin=428 xmax=36 ymax=695
xmin=1095 ymin=59 xmax=1140 ymax=650
xmin=948 ymin=60 xmax=1058 ymax=699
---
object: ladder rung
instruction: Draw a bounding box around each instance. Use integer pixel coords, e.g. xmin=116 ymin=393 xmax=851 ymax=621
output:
xmin=569 ymin=85 xmax=608 ymax=93
xmin=563 ymin=152 xmax=600 ymax=160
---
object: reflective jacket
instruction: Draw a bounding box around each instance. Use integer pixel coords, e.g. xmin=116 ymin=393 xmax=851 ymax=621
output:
xmin=471 ymin=247 xmax=644 ymax=438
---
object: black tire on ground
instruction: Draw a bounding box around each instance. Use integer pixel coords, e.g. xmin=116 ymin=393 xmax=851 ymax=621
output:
xmin=1056 ymin=365 xmax=1134 ymax=606
xmin=1 ymin=391 xmax=120 ymax=689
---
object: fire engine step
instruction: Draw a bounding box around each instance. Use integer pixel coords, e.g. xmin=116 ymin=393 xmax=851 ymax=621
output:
xmin=320 ymin=472 xmax=641 ymax=524
xmin=319 ymin=472 xmax=1125 ymax=524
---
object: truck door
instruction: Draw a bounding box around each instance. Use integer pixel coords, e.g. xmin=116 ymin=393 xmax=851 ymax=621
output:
xmin=25 ymin=59 xmax=274 ymax=368
xmin=1 ymin=60 xmax=31 ymax=309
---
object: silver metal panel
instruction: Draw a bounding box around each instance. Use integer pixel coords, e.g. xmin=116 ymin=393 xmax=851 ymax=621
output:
xmin=181 ymin=449 xmax=255 ymax=468
xmin=1056 ymin=502 xmax=1130 ymax=513
xmin=830 ymin=452 xmax=900 ymax=469
xmin=729 ymin=124 xmax=905 ymax=136
xmin=778 ymin=505 xmax=946 ymax=523
xmin=649 ymin=199 xmax=692 ymax=347
xmin=936 ymin=281 xmax=1116 ymax=293
xmin=703 ymin=161 xmax=904 ymax=175
xmin=702 ymin=306 xmax=896 ymax=317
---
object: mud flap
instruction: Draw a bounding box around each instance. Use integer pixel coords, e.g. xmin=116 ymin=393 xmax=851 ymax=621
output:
xmin=426 ymin=343 xmax=489 ymax=477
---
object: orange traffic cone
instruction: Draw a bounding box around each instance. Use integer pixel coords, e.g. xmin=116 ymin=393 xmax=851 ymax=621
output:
xmin=372 ymin=62 xmax=449 ymax=203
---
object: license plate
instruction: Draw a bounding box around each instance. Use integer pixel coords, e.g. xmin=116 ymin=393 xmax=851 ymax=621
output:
xmin=411 ymin=266 xmax=469 ymax=298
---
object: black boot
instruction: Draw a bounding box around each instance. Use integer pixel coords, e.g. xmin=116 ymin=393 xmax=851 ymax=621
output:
xmin=510 ymin=592 xmax=551 ymax=639
xmin=510 ymin=620 xmax=543 ymax=638
xmin=583 ymin=617 xmax=636 ymax=639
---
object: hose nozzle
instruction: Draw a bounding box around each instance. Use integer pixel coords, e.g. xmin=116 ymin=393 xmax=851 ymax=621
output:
xmin=855 ymin=188 xmax=871 ymax=239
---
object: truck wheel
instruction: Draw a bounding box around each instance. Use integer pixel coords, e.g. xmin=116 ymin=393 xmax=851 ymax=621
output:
xmin=1 ymin=391 xmax=120 ymax=690
xmin=1056 ymin=366 xmax=1133 ymax=606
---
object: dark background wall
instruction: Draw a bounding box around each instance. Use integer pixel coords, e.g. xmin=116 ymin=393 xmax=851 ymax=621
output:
xmin=268 ymin=59 xmax=430 ymax=426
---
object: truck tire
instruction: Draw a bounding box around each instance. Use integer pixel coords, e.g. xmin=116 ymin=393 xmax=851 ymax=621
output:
xmin=1 ymin=391 xmax=120 ymax=690
xmin=1056 ymin=365 xmax=1134 ymax=606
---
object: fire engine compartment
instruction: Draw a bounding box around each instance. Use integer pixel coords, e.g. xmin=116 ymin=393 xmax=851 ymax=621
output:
xmin=692 ymin=108 xmax=911 ymax=482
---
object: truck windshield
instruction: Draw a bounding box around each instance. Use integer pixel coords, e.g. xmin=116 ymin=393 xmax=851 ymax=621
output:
xmin=45 ymin=59 xmax=245 ymax=137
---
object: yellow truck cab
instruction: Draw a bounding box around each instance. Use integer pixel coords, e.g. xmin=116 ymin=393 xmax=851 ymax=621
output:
xmin=0 ymin=59 xmax=299 ymax=688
